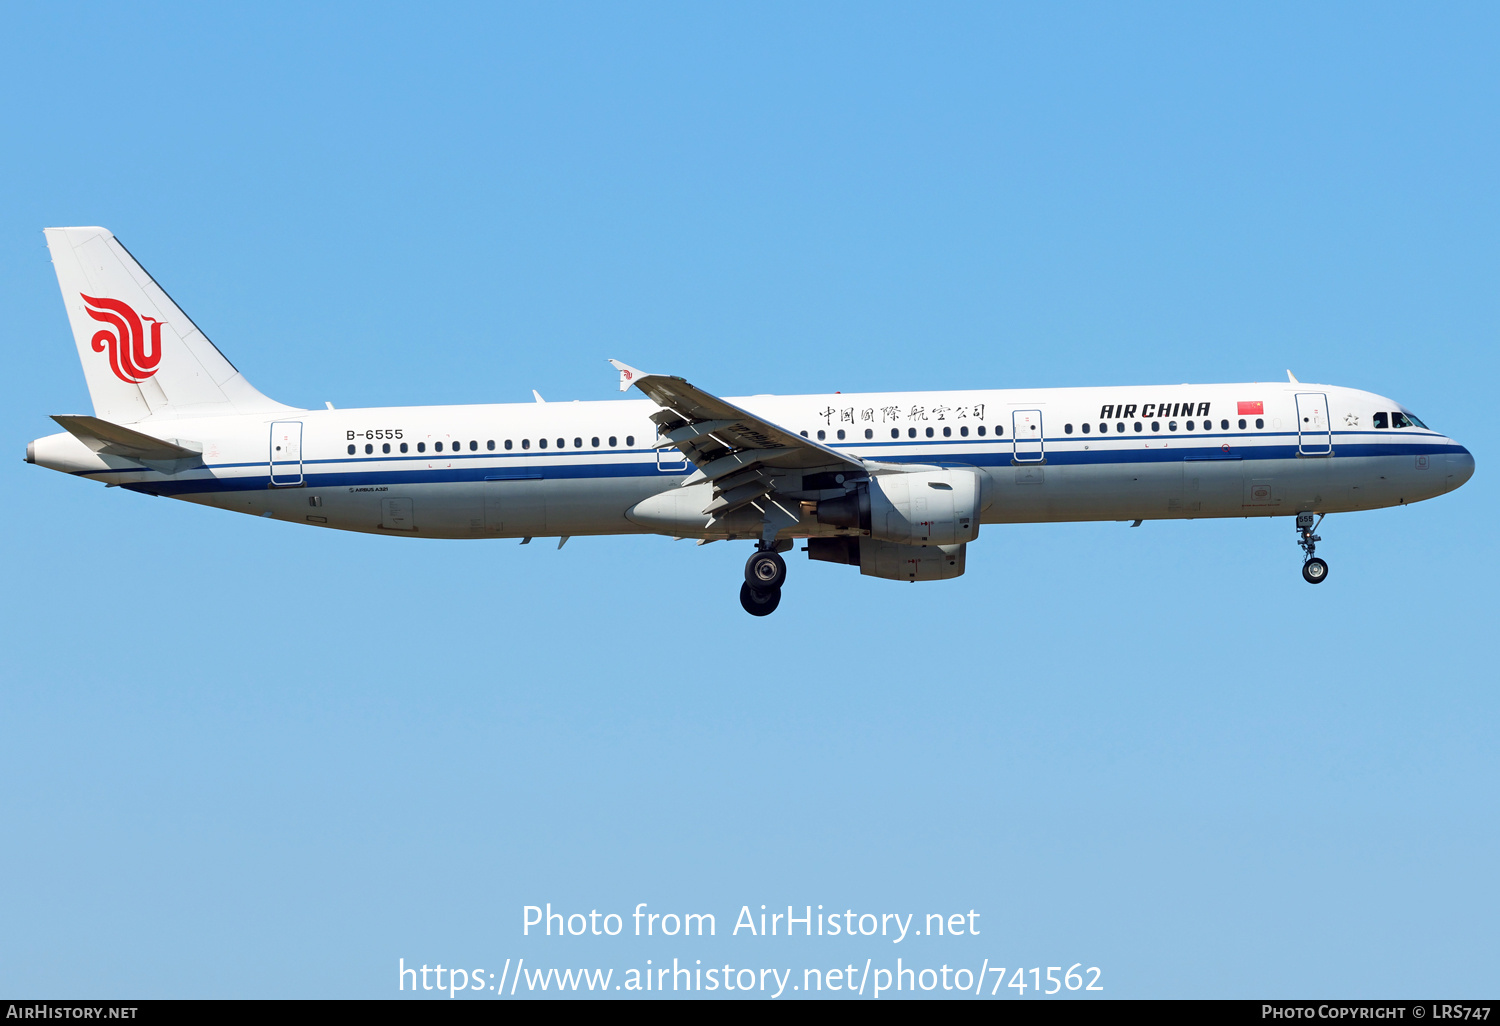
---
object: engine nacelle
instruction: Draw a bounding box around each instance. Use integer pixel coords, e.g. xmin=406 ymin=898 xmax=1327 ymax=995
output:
xmin=808 ymin=537 xmax=966 ymax=582
xmin=815 ymin=468 xmax=980 ymax=545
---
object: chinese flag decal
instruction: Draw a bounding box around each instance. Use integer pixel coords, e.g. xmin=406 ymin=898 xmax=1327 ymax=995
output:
xmin=1237 ymin=401 xmax=1264 ymax=415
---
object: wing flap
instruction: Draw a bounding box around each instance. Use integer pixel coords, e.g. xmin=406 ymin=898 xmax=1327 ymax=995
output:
xmin=612 ymin=360 xmax=868 ymax=545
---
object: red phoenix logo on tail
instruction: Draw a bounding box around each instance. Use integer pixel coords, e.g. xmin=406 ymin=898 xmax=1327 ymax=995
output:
xmin=80 ymin=294 xmax=163 ymax=383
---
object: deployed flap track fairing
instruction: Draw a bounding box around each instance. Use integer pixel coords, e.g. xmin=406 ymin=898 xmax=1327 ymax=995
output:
xmin=611 ymin=360 xmax=991 ymax=613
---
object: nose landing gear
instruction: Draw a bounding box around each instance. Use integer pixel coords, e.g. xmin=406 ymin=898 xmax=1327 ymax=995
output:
xmin=1296 ymin=512 xmax=1329 ymax=584
xmin=740 ymin=544 xmax=787 ymax=616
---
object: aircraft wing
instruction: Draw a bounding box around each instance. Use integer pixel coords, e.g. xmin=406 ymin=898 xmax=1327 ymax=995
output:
xmin=609 ymin=360 xmax=864 ymax=529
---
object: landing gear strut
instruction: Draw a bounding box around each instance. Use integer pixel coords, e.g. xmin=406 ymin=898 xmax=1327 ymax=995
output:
xmin=740 ymin=543 xmax=788 ymax=616
xmin=1297 ymin=512 xmax=1329 ymax=584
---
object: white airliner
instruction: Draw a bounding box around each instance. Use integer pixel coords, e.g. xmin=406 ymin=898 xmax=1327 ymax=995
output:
xmin=28 ymin=227 xmax=1475 ymax=614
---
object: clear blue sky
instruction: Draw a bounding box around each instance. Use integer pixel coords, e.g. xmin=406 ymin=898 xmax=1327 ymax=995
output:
xmin=2 ymin=2 xmax=1495 ymax=999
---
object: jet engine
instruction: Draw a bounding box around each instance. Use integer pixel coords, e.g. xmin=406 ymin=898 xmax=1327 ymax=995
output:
xmin=807 ymin=536 xmax=966 ymax=581
xmin=814 ymin=468 xmax=980 ymax=545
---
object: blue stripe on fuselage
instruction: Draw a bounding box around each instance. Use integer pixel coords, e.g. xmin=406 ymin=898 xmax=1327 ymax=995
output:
xmin=106 ymin=435 xmax=1467 ymax=498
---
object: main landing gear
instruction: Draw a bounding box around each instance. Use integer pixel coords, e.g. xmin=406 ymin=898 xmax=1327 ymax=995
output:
xmin=1297 ymin=512 xmax=1329 ymax=584
xmin=739 ymin=545 xmax=787 ymax=616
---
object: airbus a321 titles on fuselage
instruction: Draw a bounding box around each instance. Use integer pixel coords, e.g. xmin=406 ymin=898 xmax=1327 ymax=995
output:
xmin=27 ymin=228 xmax=1476 ymax=615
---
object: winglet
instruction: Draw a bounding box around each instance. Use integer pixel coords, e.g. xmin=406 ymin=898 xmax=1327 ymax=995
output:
xmin=608 ymin=359 xmax=646 ymax=393
xmin=1287 ymin=369 xmax=1299 ymax=384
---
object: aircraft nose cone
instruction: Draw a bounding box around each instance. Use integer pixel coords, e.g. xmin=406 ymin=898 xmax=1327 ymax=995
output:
xmin=1447 ymin=446 xmax=1475 ymax=491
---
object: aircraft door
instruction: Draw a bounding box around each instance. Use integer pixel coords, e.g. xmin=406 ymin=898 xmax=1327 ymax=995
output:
xmin=1295 ymin=393 xmax=1332 ymax=455
xmin=656 ymin=446 xmax=688 ymax=471
xmin=1012 ymin=410 xmax=1044 ymax=462
xmin=269 ymin=421 xmax=303 ymax=486
xmin=655 ymin=428 xmax=689 ymax=472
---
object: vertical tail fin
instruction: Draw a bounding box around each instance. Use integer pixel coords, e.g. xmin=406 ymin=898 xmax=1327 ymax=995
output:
xmin=43 ymin=227 xmax=295 ymax=423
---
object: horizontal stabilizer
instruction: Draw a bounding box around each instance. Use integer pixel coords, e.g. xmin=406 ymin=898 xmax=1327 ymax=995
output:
xmin=52 ymin=415 xmax=202 ymax=461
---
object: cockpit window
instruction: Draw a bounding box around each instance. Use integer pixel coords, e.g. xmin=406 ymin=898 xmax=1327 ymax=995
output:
xmin=1391 ymin=412 xmax=1413 ymax=429
xmin=1404 ymin=412 xmax=1428 ymax=429
xmin=1372 ymin=412 xmax=1388 ymax=429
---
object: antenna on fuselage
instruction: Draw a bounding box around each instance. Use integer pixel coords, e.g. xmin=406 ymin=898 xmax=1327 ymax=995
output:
xmin=1286 ymin=370 xmax=1300 ymax=383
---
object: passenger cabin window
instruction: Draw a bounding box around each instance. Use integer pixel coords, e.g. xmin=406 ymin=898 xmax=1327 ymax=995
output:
xmin=837 ymin=429 xmax=846 ymax=440
xmin=817 ymin=430 xmax=825 ymax=440
xmin=347 ymin=444 xmax=356 ymax=455
xmin=417 ymin=442 xmax=426 ymax=453
xmin=574 ymin=437 xmax=582 ymax=448
xmin=505 ymin=440 xmax=513 ymax=450
xmin=1152 ymin=421 xmax=1160 ymax=432
xmin=864 ymin=428 xmax=873 ymax=439
xmin=977 ymin=426 xmax=987 ymax=436
xmin=960 ymin=426 xmax=969 ymax=437
xmin=801 ymin=431 xmax=808 ymax=437
xmin=1220 ymin=419 xmax=1229 ymax=430
xmin=364 ymin=443 xmax=373 ymax=454
xmin=908 ymin=428 xmax=917 ymax=438
xmin=1081 ymin=423 xmax=1090 ymax=434
xmin=1255 ymin=418 xmax=1264 ymax=429
xmin=1116 ymin=422 xmax=1125 ymax=433
xmin=608 ymin=436 xmax=617 ymax=446
xmin=1185 ymin=420 xmax=1195 ymax=431
xmin=925 ymin=427 xmax=934 ymax=438
xmin=1065 ymin=424 xmax=1074 ymax=434
xmin=556 ymin=438 xmax=564 ymax=449
xmin=1168 ymin=421 xmax=1178 ymax=431
xmin=1133 ymin=422 xmax=1143 ymax=432
xmin=1097 ymin=423 xmax=1106 ymax=434
xmin=1238 ymin=419 xmax=1246 ymax=430
xmin=400 ymin=442 xmax=408 ymax=453
xmin=522 ymin=439 xmax=530 ymax=450
xmin=539 ymin=438 xmax=548 ymax=449
xmin=591 ymin=437 xmax=600 ymax=447
xmin=486 ymin=440 xmax=494 ymax=451
xmin=942 ymin=426 xmax=951 ymax=437
xmin=626 ymin=435 xmax=634 ymax=446
xmin=382 ymin=443 xmax=390 ymax=454
xmin=435 ymin=441 xmax=444 ymax=452
xmin=470 ymin=440 xmax=478 ymax=451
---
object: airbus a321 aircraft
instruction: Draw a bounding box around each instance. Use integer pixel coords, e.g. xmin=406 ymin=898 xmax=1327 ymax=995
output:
xmin=27 ymin=227 xmax=1475 ymax=615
